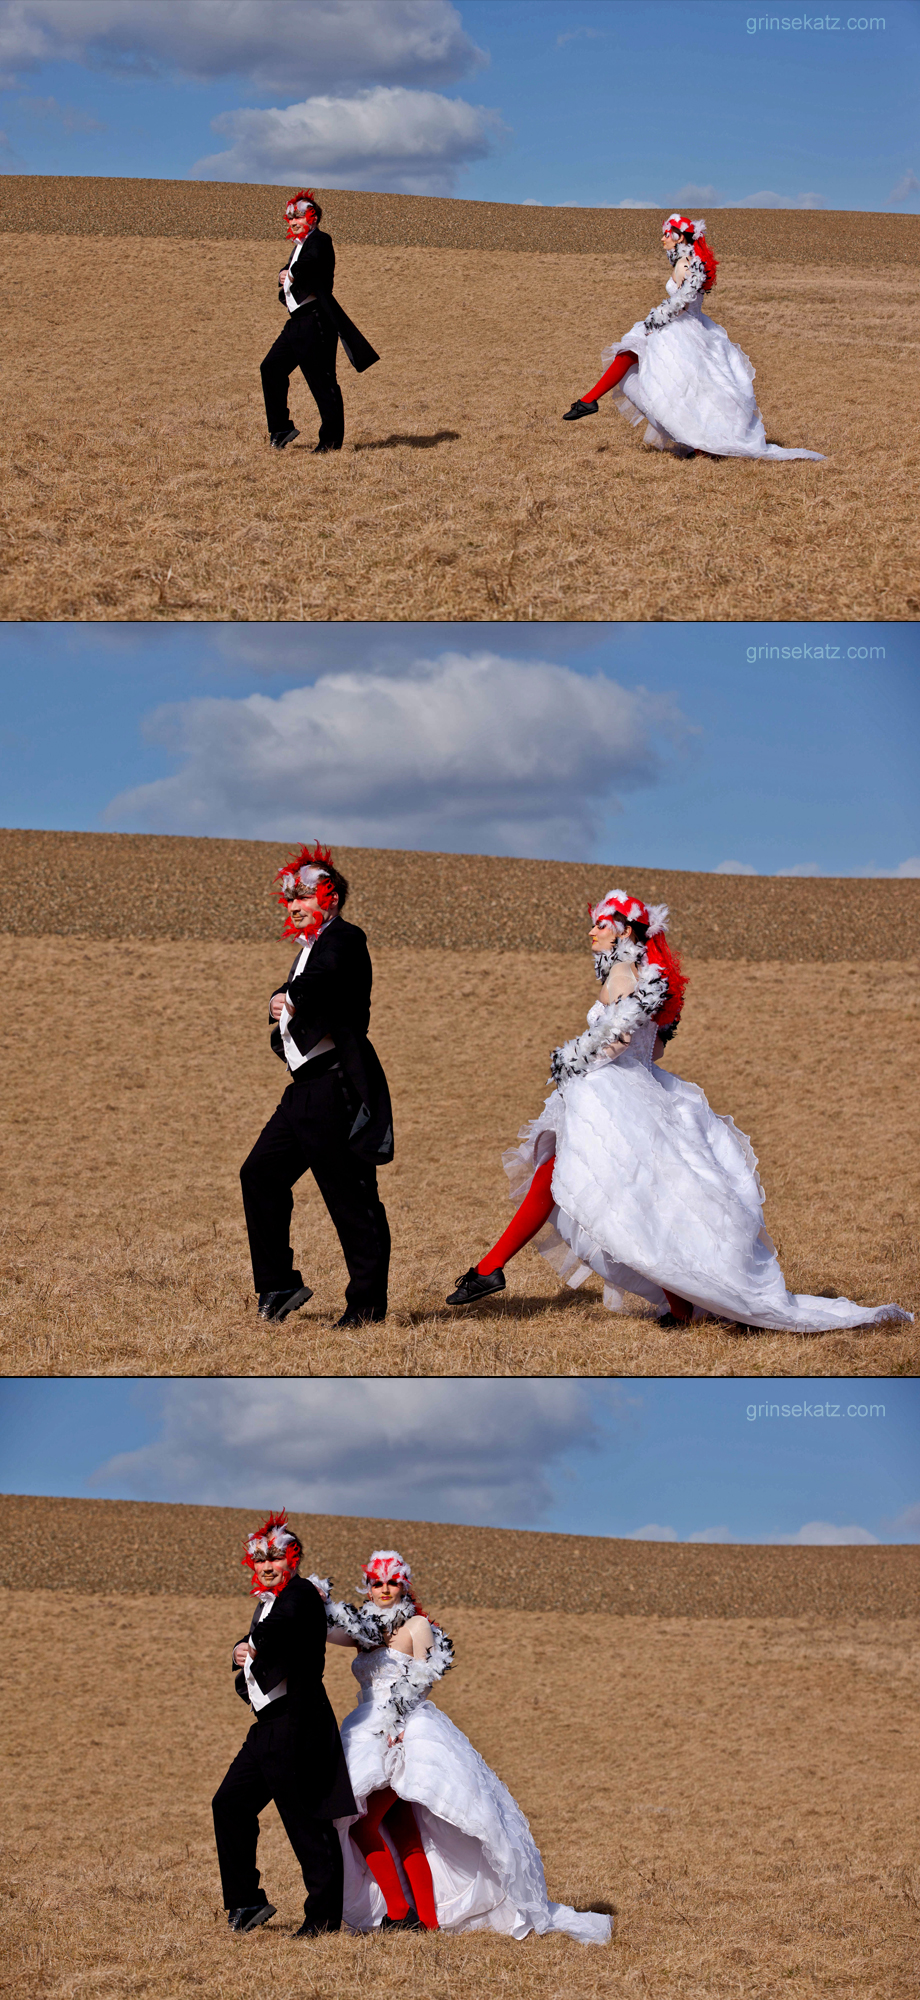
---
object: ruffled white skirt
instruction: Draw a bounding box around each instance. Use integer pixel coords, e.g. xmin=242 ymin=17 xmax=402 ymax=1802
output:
xmin=603 ymin=299 xmax=825 ymax=460
xmin=335 ymin=1696 xmax=611 ymax=1944
xmin=505 ymin=1054 xmax=911 ymax=1333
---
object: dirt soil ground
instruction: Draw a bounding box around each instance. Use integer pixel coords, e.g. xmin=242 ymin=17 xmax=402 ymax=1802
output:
xmin=1 ymin=933 xmax=916 ymax=1377
xmin=1 ymin=188 xmax=917 ymax=622
xmin=5 ymin=1558 xmax=918 ymax=1998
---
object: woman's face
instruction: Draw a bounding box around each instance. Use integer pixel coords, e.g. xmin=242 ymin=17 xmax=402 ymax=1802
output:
xmin=369 ymin=1578 xmax=404 ymax=1609
xmin=590 ymin=919 xmax=618 ymax=953
xmin=662 ymin=230 xmax=678 ymax=252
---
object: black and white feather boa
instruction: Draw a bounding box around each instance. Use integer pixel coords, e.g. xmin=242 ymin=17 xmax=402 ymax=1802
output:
xmin=371 ymin=1623 xmax=455 ymax=1740
xmin=644 ymin=248 xmax=707 ymax=331
xmin=309 ymin=1576 xmax=455 ymax=1737
xmin=549 ymin=961 xmax=668 ymax=1087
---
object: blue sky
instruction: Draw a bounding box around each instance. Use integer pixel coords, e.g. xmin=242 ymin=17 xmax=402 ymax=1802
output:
xmin=0 ymin=0 xmax=917 ymax=211
xmin=0 ymin=621 xmax=916 ymax=875
xmin=0 ymin=1378 xmax=917 ymax=1545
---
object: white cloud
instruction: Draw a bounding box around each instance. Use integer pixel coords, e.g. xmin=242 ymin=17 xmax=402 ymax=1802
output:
xmin=894 ymin=856 xmax=920 ymax=878
xmin=775 ymin=861 xmax=822 ymax=877
xmin=766 ymin=1521 xmax=880 ymax=1546
xmin=626 ymin=1523 xmax=678 ymax=1541
xmin=890 ymin=170 xmax=920 ymax=202
xmin=194 ymin=85 xmax=503 ymax=194
xmin=90 ymin=1379 xmax=611 ymax=1525
xmin=614 ymin=198 xmax=660 ymax=209
xmin=891 ymin=1501 xmax=920 ymax=1531
xmin=714 ymin=859 xmax=757 ymax=875
xmin=0 ymin=0 xmax=485 ymax=93
xmin=23 ymin=92 xmax=104 ymax=132
xmin=686 ymin=1525 xmax=732 ymax=1543
xmin=105 ymin=652 xmax=689 ymax=858
xmin=727 ymin=190 xmax=825 ymax=209
xmin=670 ymin=183 xmax=720 ymax=205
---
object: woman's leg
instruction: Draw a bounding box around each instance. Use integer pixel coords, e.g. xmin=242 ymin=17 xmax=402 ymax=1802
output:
xmin=349 ymin=1787 xmax=409 ymax=1920
xmin=384 ymin=1800 xmax=439 ymax=1930
xmin=663 ymin=1289 xmax=694 ymax=1323
xmin=477 ymin=1153 xmax=556 ymax=1276
xmin=583 ymin=350 xmax=639 ymax=403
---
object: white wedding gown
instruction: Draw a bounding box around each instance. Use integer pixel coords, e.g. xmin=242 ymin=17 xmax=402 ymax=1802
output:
xmin=603 ymin=278 xmax=825 ymax=460
xmin=505 ymin=1010 xmax=911 ymax=1333
xmin=335 ymin=1646 xmax=611 ymax=1943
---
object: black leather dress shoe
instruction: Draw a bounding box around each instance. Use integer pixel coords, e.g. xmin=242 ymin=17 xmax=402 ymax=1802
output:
xmin=294 ymin=1918 xmax=337 ymax=1937
xmin=314 ymin=441 xmax=343 ymax=454
xmin=257 ymin=1284 xmax=314 ymax=1322
xmin=562 ymin=399 xmax=598 ymax=420
xmin=270 ymin=425 xmax=299 ymax=449
xmin=379 ymin=1911 xmax=424 ymax=1931
xmin=446 ymin=1267 xmax=506 ymax=1306
xmin=335 ymin=1305 xmax=387 ymax=1328
xmin=228 ymin=1902 xmax=276 ymax=1932
xmin=657 ymin=1311 xmax=691 ymax=1330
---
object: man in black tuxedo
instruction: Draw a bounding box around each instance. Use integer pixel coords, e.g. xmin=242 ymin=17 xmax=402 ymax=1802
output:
xmin=260 ymin=189 xmax=379 ymax=453
xmin=239 ymin=843 xmax=393 ymax=1328
xmin=212 ymin=1511 xmax=356 ymax=1936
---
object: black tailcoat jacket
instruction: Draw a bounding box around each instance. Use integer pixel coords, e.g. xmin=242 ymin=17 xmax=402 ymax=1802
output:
xmin=280 ymin=228 xmax=379 ymax=373
xmin=271 ymin=917 xmax=394 ymax=1167
xmin=234 ymin=1574 xmax=356 ymax=1818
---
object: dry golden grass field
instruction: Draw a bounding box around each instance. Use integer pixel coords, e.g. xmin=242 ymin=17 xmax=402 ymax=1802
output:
xmin=1 ymin=182 xmax=918 ymax=622
xmin=1 ymin=835 xmax=917 ymax=1378
xmin=3 ymin=1498 xmax=919 ymax=2000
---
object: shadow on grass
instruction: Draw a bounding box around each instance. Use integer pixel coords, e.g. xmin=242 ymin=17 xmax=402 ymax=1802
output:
xmin=352 ymin=430 xmax=461 ymax=452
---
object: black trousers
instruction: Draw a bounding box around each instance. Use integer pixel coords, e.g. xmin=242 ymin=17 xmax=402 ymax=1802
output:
xmin=260 ymin=304 xmax=345 ymax=445
xmin=213 ymin=1712 xmax=344 ymax=1926
xmin=240 ymin=1058 xmax=390 ymax=1309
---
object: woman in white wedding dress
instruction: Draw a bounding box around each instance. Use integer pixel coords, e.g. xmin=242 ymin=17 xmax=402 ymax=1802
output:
xmin=314 ymin=1549 xmax=610 ymax=1943
xmin=563 ymin=213 xmax=825 ymax=461
xmin=447 ymin=888 xmax=911 ymax=1335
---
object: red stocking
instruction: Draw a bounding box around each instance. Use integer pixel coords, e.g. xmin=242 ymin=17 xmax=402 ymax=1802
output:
xmin=385 ymin=1799 xmax=439 ymax=1930
xmin=583 ymin=350 xmax=639 ymax=403
xmin=663 ymin=1289 xmax=694 ymax=1323
xmin=477 ymin=1153 xmax=556 ymax=1276
xmin=349 ymin=1787 xmax=409 ymax=1920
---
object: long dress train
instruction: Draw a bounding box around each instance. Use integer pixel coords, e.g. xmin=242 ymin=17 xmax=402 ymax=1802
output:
xmin=503 ymin=1010 xmax=911 ymax=1333
xmin=603 ymin=278 xmax=824 ymax=460
xmin=335 ymin=1646 xmax=610 ymax=1943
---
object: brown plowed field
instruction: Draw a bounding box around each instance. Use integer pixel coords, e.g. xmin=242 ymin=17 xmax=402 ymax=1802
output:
xmin=3 ymin=1495 xmax=917 ymax=1619
xmin=4 ymin=1499 xmax=918 ymax=2000
xmin=1 ymin=183 xmax=917 ymax=623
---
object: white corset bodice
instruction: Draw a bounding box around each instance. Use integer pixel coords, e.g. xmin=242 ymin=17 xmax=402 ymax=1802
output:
xmin=586 ymin=999 xmax=657 ymax=1069
xmin=351 ymin=1645 xmax=418 ymax=1709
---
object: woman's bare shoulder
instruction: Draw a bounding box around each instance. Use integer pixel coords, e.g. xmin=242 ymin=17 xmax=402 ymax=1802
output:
xmin=601 ymin=962 xmax=638 ymax=1003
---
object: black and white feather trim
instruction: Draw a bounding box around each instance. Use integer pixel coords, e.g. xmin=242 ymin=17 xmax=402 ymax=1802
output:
xmin=371 ymin=1625 xmax=455 ymax=1740
xmin=550 ymin=964 xmax=668 ymax=1086
xmin=644 ymin=250 xmax=707 ymax=330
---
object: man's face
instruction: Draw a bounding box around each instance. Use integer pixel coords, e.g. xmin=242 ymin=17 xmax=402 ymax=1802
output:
xmin=287 ymin=884 xmax=338 ymax=933
xmin=253 ymin=1553 xmax=289 ymax=1591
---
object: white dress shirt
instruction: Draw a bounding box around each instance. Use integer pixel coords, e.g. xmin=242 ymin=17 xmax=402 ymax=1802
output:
xmin=282 ymin=234 xmax=317 ymax=317
xmin=279 ymin=918 xmax=336 ymax=1071
xmin=244 ymin=1594 xmax=288 ymax=1712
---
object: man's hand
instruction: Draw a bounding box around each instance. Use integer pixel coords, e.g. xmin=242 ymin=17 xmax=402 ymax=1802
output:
xmin=233 ymin=1642 xmax=256 ymax=1668
xmin=270 ymin=992 xmax=288 ymax=1022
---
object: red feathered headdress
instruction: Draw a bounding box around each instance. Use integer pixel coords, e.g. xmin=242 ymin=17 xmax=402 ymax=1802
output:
xmin=274 ymin=842 xmax=338 ymax=940
xmin=242 ymin=1509 xmax=303 ymax=1597
xmin=589 ymin=888 xmax=688 ymax=1031
xmin=662 ymin=213 xmax=717 ymax=291
xmin=285 ymin=189 xmax=318 ymax=240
